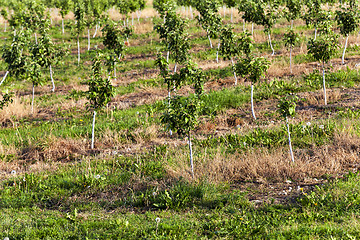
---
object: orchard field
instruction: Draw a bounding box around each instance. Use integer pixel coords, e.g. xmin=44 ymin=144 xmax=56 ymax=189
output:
xmin=2 ymin=0 xmax=360 ymax=238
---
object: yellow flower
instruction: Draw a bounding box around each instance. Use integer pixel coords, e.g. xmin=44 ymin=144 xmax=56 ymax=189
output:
xmin=80 ymin=119 xmax=83 ymax=122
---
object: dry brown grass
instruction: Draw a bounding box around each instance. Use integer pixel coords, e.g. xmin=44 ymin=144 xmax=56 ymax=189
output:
xmin=0 ymin=95 xmax=34 ymax=126
xmin=21 ymin=136 xmax=86 ymax=162
xmin=165 ymin=132 xmax=360 ymax=184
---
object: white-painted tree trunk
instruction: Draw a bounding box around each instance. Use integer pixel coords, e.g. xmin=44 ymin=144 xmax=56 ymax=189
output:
xmin=322 ymin=64 xmax=327 ymax=105
xmin=0 ymin=71 xmax=9 ymax=86
xmin=231 ymin=8 xmax=233 ymax=23
xmin=132 ymin=13 xmax=134 ymax=25
xmin=114 ymin=61 xmax=117 ymax=79
xmin=91 ymin=110 xmax=96 ymax=149
xmin=166 ymin=50 xmax=169 ymax=62
xmin=314 ymin=27 xmax=317 ymax=40
xmin=190 ymin=6 xmax=193 ymax=19
xmin=290 ymin=46 xmax=292 ymax=74
xmin=50 ymin=65 xmax=55 ymax=92
xmin=243 ymin=19 xmax=245 ymax=32
xmin=251 ymin=83 xmax=256 ymax=120
xmin=342 ymin=35 xmax=349 ymax=65
xmin=268 ymin=33 xmax=275 ymax=56
xmin=286 ymin=116 xmax=295 ymax=163
xmin=223 ymin=6 xmax=226 ymax=18
xmin=93 ymin=24 xmax=98 ymax=38
xmin=291 ymin=20 xmax=293 ymax=29
xmin=4 ymin=22 xmax=6 ymax=32
xmin=231 ymin=58 xmax=237 ymax=85
xmin=188 ymin=132 xmax=194 ymax=178
xmin=31 ymin=84 xmax=35 ymax=114
xmin=77 ymin=36 xmax=80 ymax=65
xmin=251 ymin=23 xmax=254 ymax=35
xmin=207 ymin=30 xmax=213 ymax=48
xmin=62 ymin=19 xmax=64 ymax=34
xmin=35 ymin=33 xmax=37 ymax=44
xmin=216 ymin=42 xmax=220 ymax=63
xmin=87 ymin=29 xmax=90 ymax=50
xmin=173 ymin=63 xmax=177 ymax=73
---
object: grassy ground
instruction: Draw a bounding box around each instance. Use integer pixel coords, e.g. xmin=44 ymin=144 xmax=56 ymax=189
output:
xmin=2 ymin=3 xmax=360 ymax=239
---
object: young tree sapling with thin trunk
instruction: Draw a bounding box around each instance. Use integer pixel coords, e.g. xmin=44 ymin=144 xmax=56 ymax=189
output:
xmin=277 ymin=94 xmax=298 ymax=163
xmin=86 ymin=53 xmax=115 ymax=149
xmin=283 ymin=29 xmax=300 ymax=74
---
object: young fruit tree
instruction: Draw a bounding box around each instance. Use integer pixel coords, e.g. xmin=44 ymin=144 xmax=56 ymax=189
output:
xmin=194 ymin=0 xmax=222 ymax=49
xmin=1 ymin=30 xmax=28 ymax=87
xmin=102 ymin=20 xmax=127 ymax=80
xmin=240 ymin=0 xmax=279 ymax=55
xmin=283 ymin=29 xmax=300 ymax=74
xmin=30 ymin=20 xmax=67 ymax=92
xmin=307 ymin=33 xmax=339 ymax=105
xmin=277 ymin=94 xmax=298 ymax=163
xmin=26 ymin=61 xmax=43 ymax=114
xmin=160 ymin=62 xmax=205 ymax=178
xmin=1 ymin=9 xmax=8 ymax=32
xmin=219 ymin=25 xmax=252 ymax=85
xmin=86 ymin=53 xmax=115 ymax=149
xmin=235 ymin=56 xmax=269 ymax=120
xmin=284 ymin=0 xmax=302 ymax=29
xmin=303 ymin=0 xmax=330 ymax=40
xmin=335 ymin=6 xmax=359 ymax=64
xmin=55 ymin=0 xmax=73 ymax=35
xmin=73 ymin=1 xmax=86 ymax=65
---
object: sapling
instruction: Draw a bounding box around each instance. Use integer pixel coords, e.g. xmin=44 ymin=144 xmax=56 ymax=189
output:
xmin=235 ymin=56 xmax=269 ymax=120
xmin=277 ymin=94 xmax=298 ymax=163
xmin=73 ymin=1 xmax=86 ymax=65
xmin=1 ymin=9 xmax=8 ymax=32
xmin=86 ymin=53 xmax=115 ymax=149
xmin=55 ymin=0 xmax=73 ymax=35
xmin=160 ymin=61 xmax=205 ymax=178
xmin=307 ymin=33 xmax=339 ymax=105
xmin=283 ymin=29 xmax=300 ymax=73
xmin=284 ymin=0 xmax=302 ymax=29
xmin=335 ymin=6 xmax=359 ymax=64
xmin=219 ymin=25 xmax=252 ymax=85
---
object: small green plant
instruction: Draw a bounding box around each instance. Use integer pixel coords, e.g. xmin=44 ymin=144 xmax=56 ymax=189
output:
xmin=283 ymin=29 xmax=300 ymax=73
xmin=86 ymin=52 xmax=115 ymax=149
xmin=307 ymin=33 xmax=339 ymax=105
xmin=277 ymin=94 xmax=298 ymax=163
xmin=235 ymin=56 xmax=269 ymax=120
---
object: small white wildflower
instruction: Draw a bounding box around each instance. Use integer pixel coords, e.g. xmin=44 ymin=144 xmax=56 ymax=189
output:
xmin=23 ymin=177 xmax=26 ymax=182
xmin=285 ymin=180 xmax=292 ymax=184
xmin=152 ymin=192 xmax=157 ymax=197
xmin=11 ymin=170 xmax=16 ymax=175
xmin=236 ymin=125 xmax=241 ymax=129
xmin=95 ymin=174 xmax=101 ymax=179
xmin=243 ymin=142 xmax=247 ymax=146
xmin=306 ymin=122 xmax=311 ymax=126
xmin=113 ymin=151 xmax=118 ymax=155
xmin=270 ymin=121 xmax=275 ymax=124
xmin=136 ymin=111 xmax=139 ymax=115
xmin=289 ymin=187 xmax=292 ymax=192
xmin=155 ymin=217 xmax=161 ymax=223
xmin=319 ymin=125 xmax=324 ymax=129
xmin=4 ymin=237 xmax=10 ymax=240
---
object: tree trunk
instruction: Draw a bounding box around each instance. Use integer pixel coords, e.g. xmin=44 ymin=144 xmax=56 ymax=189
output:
xmin=131 ymin=13 xmax=134 ymax=25
xmin=243 ymin=19 xmax=245 ymax=32
xmin=231 ymin=58 xmax=237 ymax=85
xmin=216 ymin=42 xmax=220 ymax=63
xmin=166 ymin=50 xmax=169 ymax=62
xmin=342 ymin=35 xmax=349 ymax=65
xmin=207 ymin=30 xmax=213 ymax=48
xmin=93 ymin=23 xmax=98 ymax=38
xmin=251 ymin=83 xmax=256 ymax=120
xmin=190 ymin=6 xmax=193 ymax=19
xmin=322 ymin=64 xmax=327 ymax=105
xmin=62 ymin=18 xmax=64 ymax=34
xmin=35 ymin=33 xmax=37 ymax=44
xmin=50 ymin=65 xmax=55 ymax=92
xmin=286 ymin=116 xmax=295 ymax=163
xmin=314 ymin=27 xmax=317 ymax=40
xmin=223 ymin=6 xmax=226 ymax=18
xmin=77 ymin=36 xmax=80 ymax=65
xmin=251 ymin=23 xmax=254 ymax=35
xmin=290 ymin=46 xmax=292 ymax=74
xmin=231 ymin=8 xmax=233 ymax=22
xmin=31 ymin=84 xmax=35 ymax=114
xmin=91 ymin=110 xmax=96 ymax=149
xmin=173 ymin=63 xmax=177 ymax=73
xmin=0 ymin=71 xmax=9 ymax=86
xmin=4 ymin=22 xmax=6 ymax=32
xmin=268 ymin=33 xmax=275 ymax=56
xmin=291 ymin=20 xmax=294 ymax=29
xmin=114 ymin=61 xmax=117 ymax=79
xmin=188 ymin=132 xmax=194 ymax=178
xmin=87 ymin=29 xmax=90 ymax=50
